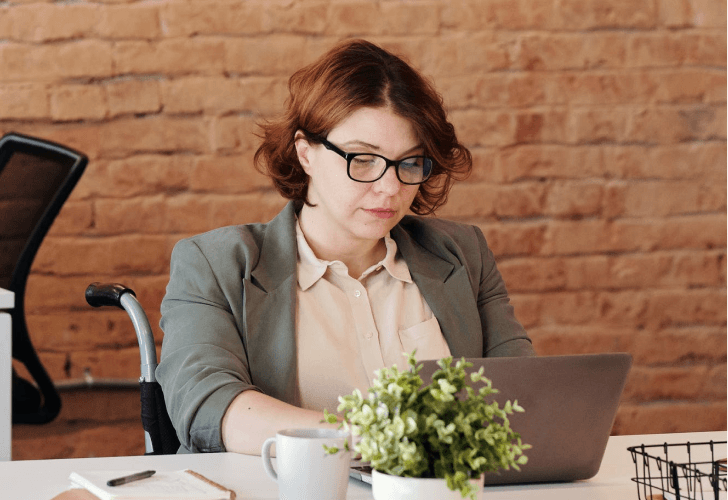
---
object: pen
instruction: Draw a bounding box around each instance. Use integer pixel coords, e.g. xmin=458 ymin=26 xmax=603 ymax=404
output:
xmin=107 ymin=470 xmax=156 ymax=486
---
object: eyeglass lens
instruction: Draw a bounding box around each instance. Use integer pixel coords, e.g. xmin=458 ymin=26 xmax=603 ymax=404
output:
xmin=349 ymin=154 xmax=431 ymax=184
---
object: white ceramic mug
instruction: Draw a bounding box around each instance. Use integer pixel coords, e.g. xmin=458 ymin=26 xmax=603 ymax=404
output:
xmin=261 ymin=428 xmax=351 ymax=500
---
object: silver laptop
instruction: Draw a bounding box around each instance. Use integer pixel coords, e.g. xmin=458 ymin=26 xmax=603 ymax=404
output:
xmin=350 ymin=353 xmax=632 ymax=485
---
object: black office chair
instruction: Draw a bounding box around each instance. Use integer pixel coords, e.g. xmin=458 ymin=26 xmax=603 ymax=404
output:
xmin=0 ymin=132 xmax=88 ymax=425
xmin=85 ymin=282 xmax=180 ymax=455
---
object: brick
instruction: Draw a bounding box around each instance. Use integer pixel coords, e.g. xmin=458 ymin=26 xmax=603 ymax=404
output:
xmin=31 ymin=234 xmax=175 ymax=276
xmin=498 ymin=256 xmax=567 ymax=292
xmin=165 ymin=192 xmax=287 ymax=233
xmin=541 ymin=220 xmax=614 ymax=255
xmin=595 ymin=290 xmax=651 ymax=327
xmin=50 ymin=84 xmax=108 ymax=122
xmin=449 ymin=109 xmax=514 ymax=147
xmin=528 ymin=325 xmax=635 ymax=355
xmin=657 ymin=0 xmax=695 ymax=28
xmin=45 ymin=200 xmax=94 ymax=236
xmin=13 ymin=420 xmax=144 ymax=460
xmin=632 ymin=326 xmax=728 ymax=364
xmin=514 ymin=34 xmax=586 ymax=71
xmin=0 ymin=84 xmax=50 ymax=120
xmin=529 ymin=290 xmax=602 ymax=326
xmin=603 ymin=143 xmax=726 ymax=180
xmin=105 ymin=78 xmax=161 ymax=117
xmin=190 ymin=154 xmax=273 ymax=194
xmin=644 ymin=288 xmax=727 ymax=327
xmin=591 ymin=0 xmax=658 ymax=29
xmin=570 ymin=106 xmax=630 ymax=144
xmin=379 ymin=2 xmax=440 ymax=36
xmin=69 ymin=347 xmax=147 ymax=379
xmin=326 ymin=2 xmax=383 ymax=36
xmin=653 ymin=69 xmax=727 ymax=104
xmin=494 ymin=182 xmax=546 ymax=217
xmin=580 ymin=33 xmax=629 ymax=69
xmin=554 ymin=72 xmax=652 ymax=106
xmin=24 ymin=274 xmax=168 ymax=315
xmin=0 ymin=40 xmax=113 ymax=82
xmin=262 ymin=2 xmax=328 ymax=35
xmin=96 ymin=3 xmax=160 ymax=39
xmin=98 ymin=117 xmax=210 ymax=156
xmin=623 ymin=365 xmax=720 ymax=402
xmin=160 ymin=0 xmax=265 ymax=37
xmin=613 ymin=402 xmax=726 ymax=435
xmin=652 ymin=214 xmax=727 ymax=250
xmin=75 ymin=154 xmax=193 ymax=199
xmin=114 ymin=38 xmax=226 ymax=76
xmin=94 ymin=195 xmax=168 ymax=234
xmin=466 ymin=147 xmax=498 ymax=183
xmin=544 ymin=180 xmax=603 ymax=217
xmin=1 ymin=3 xmax=97 ymax=42
xmin=565 ymin=251 xmax=725 ymax=290
xmin=507 ymin=73 xmax=549 ymax=107
xmin=496 ymin=145 xmax=604 ymax=182
xmin=477 ymin=221 xmax=547 ymax=257
xmin=682 ymin=31 xmax=727 ymax=67
xmin=212 ymin=115 xmax=261 ymax=152
xmin=437 ymin=182 xmax=497 ymax=219
xmin=438 ymin=75 xmax=506 ymax=110
xmin=25 ymin=309 xmax=141 ymax=352
xmin=508 ymin=293 xmax=544 ymax=328
xmin=604 ymin=179 xmax=708 ymax=218
xmin=691 ymin=0 xmax=728 ymax=28
xmin=161 ymin=76 xmax=246 ymax=115
xmin=9 ymin=123 xmax=103 ymax=161
xmin=629 ymin=105 xmax=725 ymax=144
xmin=224 ymin=35 xmax=312 ymax=76
xmin=627 ymin=33 xmax=691 ymax=67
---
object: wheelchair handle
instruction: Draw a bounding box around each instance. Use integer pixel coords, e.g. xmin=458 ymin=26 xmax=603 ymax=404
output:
xmin=85 ymin=282 xmax=136 ymax=309
xmin=85 ymin=282 xmax=158 ymax=383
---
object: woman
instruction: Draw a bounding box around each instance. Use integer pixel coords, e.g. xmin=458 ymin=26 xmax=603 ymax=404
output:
xmin=156 ymin=39 xmax=535 ymax=455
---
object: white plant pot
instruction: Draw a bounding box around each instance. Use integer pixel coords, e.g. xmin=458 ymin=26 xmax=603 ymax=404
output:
xmin=371 ymin=469 xmax=485 ymax=500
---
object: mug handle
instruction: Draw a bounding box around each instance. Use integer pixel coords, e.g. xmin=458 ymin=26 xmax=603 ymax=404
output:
xmin=261 ymin=437 xmax=278 ymax=481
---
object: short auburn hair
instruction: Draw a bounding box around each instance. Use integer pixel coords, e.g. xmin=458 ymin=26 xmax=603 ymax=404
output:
xmin=254 ymin=39 xmax=472 ymax=215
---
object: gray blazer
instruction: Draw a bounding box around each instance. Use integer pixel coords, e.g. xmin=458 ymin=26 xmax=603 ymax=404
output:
xmin=157 ymin=201 xmax=535 ymax=453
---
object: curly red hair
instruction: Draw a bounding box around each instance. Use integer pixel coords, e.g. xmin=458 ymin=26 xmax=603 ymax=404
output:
xmin=254 ymin=39 xmax=472 ymax=215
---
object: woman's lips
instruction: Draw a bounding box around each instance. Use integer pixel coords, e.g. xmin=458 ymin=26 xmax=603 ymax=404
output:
xmin=365 ymin=208 xmax=396 ymax=219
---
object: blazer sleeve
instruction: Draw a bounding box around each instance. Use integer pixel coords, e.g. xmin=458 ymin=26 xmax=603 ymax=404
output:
xmin=474 ymin=226 xmax=537 ymax=357
xmin=156 ymin=237 xmax=259 ymax=453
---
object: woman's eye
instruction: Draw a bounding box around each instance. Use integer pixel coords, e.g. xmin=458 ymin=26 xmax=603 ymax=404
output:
xmin=352 ymin=155 xmax=379 ymax=167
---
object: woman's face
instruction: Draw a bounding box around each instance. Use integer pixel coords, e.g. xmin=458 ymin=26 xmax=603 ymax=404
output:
xmin=296 ymin=106 xmax=422 ymax=249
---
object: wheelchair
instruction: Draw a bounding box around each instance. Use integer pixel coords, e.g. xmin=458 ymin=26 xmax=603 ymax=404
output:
xmin=85 ymin=283 xmax=180 ymax=455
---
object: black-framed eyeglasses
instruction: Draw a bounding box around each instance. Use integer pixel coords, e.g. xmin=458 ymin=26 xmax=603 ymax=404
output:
xmin=311 ymin=134 xmax=434 ymax=185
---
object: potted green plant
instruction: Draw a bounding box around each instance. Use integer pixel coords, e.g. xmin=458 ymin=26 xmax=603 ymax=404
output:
xmin=324 ymin=353 xmax=530 ymax=500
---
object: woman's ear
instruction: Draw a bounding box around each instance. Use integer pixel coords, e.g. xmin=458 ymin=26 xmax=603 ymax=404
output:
xmin=294 ymin=130 xmax=313 ymax=174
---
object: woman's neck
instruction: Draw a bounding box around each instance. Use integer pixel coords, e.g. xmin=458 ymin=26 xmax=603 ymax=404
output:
xmin=298 ymin=209 xmax=386 ymax=278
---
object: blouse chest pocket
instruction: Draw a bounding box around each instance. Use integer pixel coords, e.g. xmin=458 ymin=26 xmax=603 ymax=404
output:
xmin=398 ymin=316 xmax=451 ymax=362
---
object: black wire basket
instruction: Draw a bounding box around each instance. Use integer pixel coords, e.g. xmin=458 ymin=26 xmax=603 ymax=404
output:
xmin=629 ymin=440 xmax=727 ymax=500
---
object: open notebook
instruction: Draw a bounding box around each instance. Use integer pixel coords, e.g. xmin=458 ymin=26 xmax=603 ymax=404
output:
xmin=68 ymin=470 xmax=234 ymax=500
xmin=350 ymin=353 xmax=632 ymax=485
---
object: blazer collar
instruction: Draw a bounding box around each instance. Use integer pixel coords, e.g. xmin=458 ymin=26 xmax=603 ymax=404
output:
xmin=250 ymin=201 xmax=299 ymax=293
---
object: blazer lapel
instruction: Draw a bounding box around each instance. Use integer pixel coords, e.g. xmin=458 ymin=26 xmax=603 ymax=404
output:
xmin=392 ymin=223 xmax=484 ymax=358
xmin=244 ymin=202 xmax=300 ymax=404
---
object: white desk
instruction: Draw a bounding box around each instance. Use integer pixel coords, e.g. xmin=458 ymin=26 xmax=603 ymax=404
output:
xmin=1 ymin=431 xmax=725 ymax=500
xmin=0 ymin=288 xmax=13 ymax=462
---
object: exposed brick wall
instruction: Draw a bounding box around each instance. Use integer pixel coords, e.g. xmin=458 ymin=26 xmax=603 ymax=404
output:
xmin=1 ymin=0 xmax=725 ymax=459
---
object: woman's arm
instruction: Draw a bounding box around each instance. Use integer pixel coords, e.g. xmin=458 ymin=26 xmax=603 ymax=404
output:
xmin=221 ymin=391 xmax=340 ymax=455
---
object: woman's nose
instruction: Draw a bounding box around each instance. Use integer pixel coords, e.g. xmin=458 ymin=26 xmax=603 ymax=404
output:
xmin=372 ymin=165 xmax=401 ymax=195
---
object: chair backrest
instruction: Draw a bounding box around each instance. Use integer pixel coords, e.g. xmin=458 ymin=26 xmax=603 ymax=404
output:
xmin=0 ymin=132 xmax=88 ymax=424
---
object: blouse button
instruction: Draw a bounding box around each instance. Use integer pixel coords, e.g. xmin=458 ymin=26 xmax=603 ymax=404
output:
xmin=354 ymin=290 xmax=361 ymax=298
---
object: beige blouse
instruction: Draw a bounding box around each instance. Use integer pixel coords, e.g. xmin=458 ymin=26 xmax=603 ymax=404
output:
xmin=294 ymin=221 xmax=451 ymax=412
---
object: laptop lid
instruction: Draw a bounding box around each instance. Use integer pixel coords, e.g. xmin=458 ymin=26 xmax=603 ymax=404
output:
xmin=350 ymin=353 xmax=632 ymax=486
